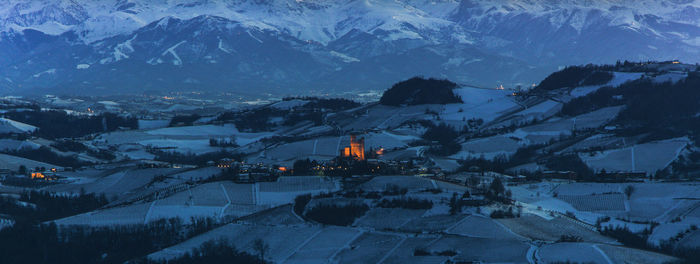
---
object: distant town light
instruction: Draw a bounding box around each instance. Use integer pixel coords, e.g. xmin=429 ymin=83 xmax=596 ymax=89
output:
xmin=376 ymin=148 xmax=384 ymax=155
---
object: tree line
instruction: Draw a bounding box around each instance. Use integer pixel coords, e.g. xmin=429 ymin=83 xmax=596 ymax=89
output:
xmin=3 ymin=110 xmax=137 ymax=139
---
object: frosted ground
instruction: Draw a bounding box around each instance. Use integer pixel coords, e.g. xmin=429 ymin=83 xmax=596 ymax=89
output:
xmin=580 ymin=137 xmax=689 ymax=174
xmin=0 ymin=139 xmax=40 ymax=152
xmin=0 ymin=117 xmax=36 ymax=134
xmin=28 ymin=171 xmax=684 ymax=263
xmin=569 ymin=72 xmax=645 ymax=98
xmin=440 ymin=87 xmax=520 ymax=124
xmin=0 ymin=153 xmax=58 ymax=170
xmin=450 ymin=106 xmax=624 ymax=160
xmin=512 ymin=180 xmax=700 ymax=250
xmin=95 ymin=124 xmax=274 ymax=155
xmin=141 ymin=176 xmax=675 ymax=263
xmin=332 ymin=104 xmax=440 ymax=131
xmin=53 ymin=176 xmax=338 ymax=226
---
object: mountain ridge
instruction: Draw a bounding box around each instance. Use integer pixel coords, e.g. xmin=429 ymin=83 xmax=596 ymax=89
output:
xmin=2 ymin=0 xmax=700 ymax=95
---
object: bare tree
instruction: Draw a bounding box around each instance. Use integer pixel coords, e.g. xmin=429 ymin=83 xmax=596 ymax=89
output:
xmin=253 ymin=239 xmax=269 ymax=264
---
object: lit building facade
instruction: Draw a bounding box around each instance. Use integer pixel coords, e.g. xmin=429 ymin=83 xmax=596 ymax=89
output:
xmin=340 ymin=134 xmax=365 ymax=161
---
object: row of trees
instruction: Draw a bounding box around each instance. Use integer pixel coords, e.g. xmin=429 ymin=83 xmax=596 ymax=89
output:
xmin=209 ymin=137 xmax=238 ymax=147
xmin=305 ymin=203 xmax=369 ymax=226
xmin=169 ymin=114 xmax=201 ymax=127
xmin=535 ymin=65 xmax=613 ymax=91
xmin=2 ymin=146 xmax=91 ymax=168
xmin=4 ymin=110 xmax=137 ymax=139
xmin=0 ymin=190 xmax=108 ymax=223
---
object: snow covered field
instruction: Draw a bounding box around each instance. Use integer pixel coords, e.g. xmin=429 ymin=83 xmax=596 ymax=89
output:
xmin=0 ymin=139 xmax=40 ymax=152
xmin=451 ymin=134 xmax=523 ymax=160
xmin=451 ymin=106 xmax=624 ymax=160
xmin=552 ymin=182 xmax=700 ymax=221
xmin=334 ymin=232 xmax=404 ymax=264
xmin=54 ymin=202 xmax=152 ymax=226
xmin=355 ymin=208 xmax=426 ymax=230
xmin=0 ymin=117 xmax=36 ymax=134
xmin=399 ymin=214 xmax=465 ymax=233
xmin=145 ymin=124 xmax=238 ymax=137
xmin=149 ymin=223 xmax=322 ymax=262
xmin=570 ymin=72 xmax=644 ymax=97
xmin=497 ymin=215 xmax=614 ymax=243
xmin=441 ymin=87 xmax=520 ymax=123
xmin=44 ymin=168 xmax=184 ymax=197
xmin=580 ymin=137 xmax=689 ymax=174
xmin=358 ymin=176 xmax=437 ymax=192
xmin=514 ymin=181 xmax=700 ymax=249
xmin=95 ymin=123 xmax=275 ymax=155
xmin=446 ymin=214 xmax=520 ymax=239
xmin=0 ymin=153 xmax=59 ymax=170
xmin=538 ymin=242 xmax=612 ymax=264
xmin=521 ymin=106 xmax=623 ymax=135
xmin=257 ymin=176 xmax=339 ymax=206
xmin=284 ymin=226 xmax=361 ymax=263
xmin=558 ymin=193 xmax=626 ymax=211
xmin=139 ymin=139 xmax=217 ymax=154
xmin=427 ymin=235 xmax=530 ymax=263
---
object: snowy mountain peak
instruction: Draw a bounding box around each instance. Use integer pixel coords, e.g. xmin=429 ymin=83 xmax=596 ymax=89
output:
xmin=2 ymin=0 xmax=700 ymax=96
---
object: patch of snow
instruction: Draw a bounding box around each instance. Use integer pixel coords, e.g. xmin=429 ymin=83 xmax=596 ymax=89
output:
xmin=217 ymin=37 xmax=233 ymax=54
xmin=161 ymin=40 xmax=187 ymax=66
xmin=113 ymin=34 xmax=137 ymax=61
xmin=246 ymin=30 xmax=263 ymax=43
xmin=330 ymin=51 xmax=360 ymax=63
xmin=32 ymin=68 xmax=56 ymax=78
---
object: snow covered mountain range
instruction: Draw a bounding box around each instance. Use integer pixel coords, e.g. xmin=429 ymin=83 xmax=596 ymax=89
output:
xmin=2 ymin=0 xmax=700 ymax=95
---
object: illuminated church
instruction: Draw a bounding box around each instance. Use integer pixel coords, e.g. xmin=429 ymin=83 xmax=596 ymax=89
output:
xmin=341 ymin=134 xmax=365 ymax=161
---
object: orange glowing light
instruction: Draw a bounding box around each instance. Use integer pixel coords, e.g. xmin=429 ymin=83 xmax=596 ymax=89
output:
xmin=350 ymin=135 xmax=365 ymax=161
xmin=376 ymin=148 xmax=384 ymax=155
xmin=278 ymin=167 xmax=288 ymax=172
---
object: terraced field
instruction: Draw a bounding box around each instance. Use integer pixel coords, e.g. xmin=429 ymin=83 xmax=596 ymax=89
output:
xmin=558 ymin=193 xmax=626 ymax=211
xmin=355 ymin=208 xmax=426 ymax=230
xmin=447 ymin=215 xmax=520 ymax=239
xmin=358 ymin=176 xmax=436 ymax=192
xmin=334 ymin=232 xmax=404 ymax=264
xmin=399 ymin=214 xmax=465 ymax=233
xmin=427 ymin=235 xmax=530 ymax=263
xmin=497 ymin=215 xmax=614 ymax=243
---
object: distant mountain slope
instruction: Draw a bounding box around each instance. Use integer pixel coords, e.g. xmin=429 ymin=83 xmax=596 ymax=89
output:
xmin=1 ymin=0 xmax=700 ymax=95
